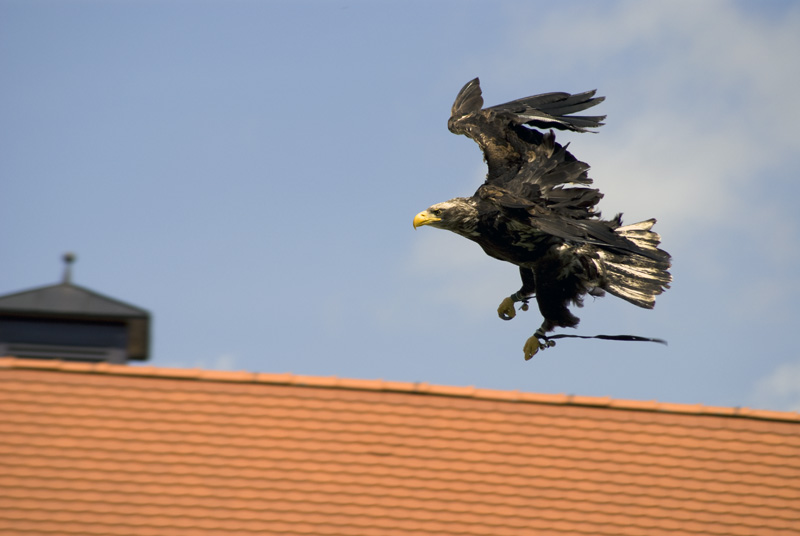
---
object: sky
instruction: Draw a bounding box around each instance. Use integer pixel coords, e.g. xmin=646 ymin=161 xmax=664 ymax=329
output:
xmin=2 ymin=0 xmax=800 ymax=412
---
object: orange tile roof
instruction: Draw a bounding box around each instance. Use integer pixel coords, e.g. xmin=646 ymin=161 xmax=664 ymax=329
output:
xmin=1 ymin=356 xmax=799 ymax=536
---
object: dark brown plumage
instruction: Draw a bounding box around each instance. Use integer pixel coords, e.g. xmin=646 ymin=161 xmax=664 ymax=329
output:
xmin=413 ymin=78 xmax=671 ymax=359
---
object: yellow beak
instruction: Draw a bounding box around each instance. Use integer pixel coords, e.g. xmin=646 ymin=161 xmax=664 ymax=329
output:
xmin=413 ymin=210 xmax=441 ymax=229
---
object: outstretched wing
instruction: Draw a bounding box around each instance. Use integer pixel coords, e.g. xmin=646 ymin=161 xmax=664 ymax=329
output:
xmin=450 ymin=78 xmax=660 ymax=260
xmin=448 ymin=77 xmax=605 ymax=185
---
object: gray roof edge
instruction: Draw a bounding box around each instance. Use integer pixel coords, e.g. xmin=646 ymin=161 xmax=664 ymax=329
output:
xmin=0 ymin=282 xmax=149 ymax=318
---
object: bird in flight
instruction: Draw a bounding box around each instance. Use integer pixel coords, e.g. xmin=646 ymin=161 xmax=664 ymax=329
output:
xmin=413 ymin=78 xmax=671 ymax=359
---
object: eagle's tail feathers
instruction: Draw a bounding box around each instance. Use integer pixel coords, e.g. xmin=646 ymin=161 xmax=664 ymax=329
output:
xmin=597 ymin=219 xmax=672 ymax=309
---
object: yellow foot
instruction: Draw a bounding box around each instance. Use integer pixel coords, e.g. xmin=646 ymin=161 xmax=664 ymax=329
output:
xmin=497 ymin=297 xmax=516 ymax=320
xmin=523 ymin=335 xmax=556 ymax=360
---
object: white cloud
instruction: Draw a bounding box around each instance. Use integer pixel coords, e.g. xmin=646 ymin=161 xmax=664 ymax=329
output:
xmin=578 ymin=113 xmax=753 ymax=238
xmin=492 ymin=0 xmax=800 ymax=240
xmin=749 ymin=359 xmax=800 ymax=412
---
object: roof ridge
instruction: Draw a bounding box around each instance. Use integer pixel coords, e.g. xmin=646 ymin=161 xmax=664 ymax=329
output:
xmin=2 ymin=356 xmax=798 ymax=423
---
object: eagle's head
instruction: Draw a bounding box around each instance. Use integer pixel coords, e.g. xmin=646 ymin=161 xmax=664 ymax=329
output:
xmin=413 ymin=198 xmax=479 ymax=236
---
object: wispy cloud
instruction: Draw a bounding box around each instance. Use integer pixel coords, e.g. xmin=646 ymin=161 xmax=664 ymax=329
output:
xmin=410 ymin=1 xmax=800 ymax=323
xmin=496 ymin=0 xmax=800 ymax=238
xmin=749 ymin=359 xmax=800 ymax=412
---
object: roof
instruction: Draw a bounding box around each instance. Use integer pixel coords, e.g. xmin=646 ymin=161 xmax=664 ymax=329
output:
xmin=0 ymin=282 xmax=149 ymax=318
xmin=1 ymin=357 xmax=799 ymax=536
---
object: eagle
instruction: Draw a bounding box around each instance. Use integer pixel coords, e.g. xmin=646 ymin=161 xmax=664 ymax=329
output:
xmin=413 ymin=78 xmax=671 ymax=359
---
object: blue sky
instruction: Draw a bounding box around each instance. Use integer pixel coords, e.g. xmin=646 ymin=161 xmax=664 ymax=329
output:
xmin=2 ymin=0 xmax=800 ymax=411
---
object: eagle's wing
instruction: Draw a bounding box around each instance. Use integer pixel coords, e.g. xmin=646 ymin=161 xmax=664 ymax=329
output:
xmin=450 ymin=78 xmax=662 ymax=260
xmin=448 ymin=77 xmax=605 ymax=185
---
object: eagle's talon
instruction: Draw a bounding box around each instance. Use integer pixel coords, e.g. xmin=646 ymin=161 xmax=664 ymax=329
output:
xmin=523 ymin=335 xmax=547 ymax=360
xmin=524 ymin=331 xmax=556 ymax=360
xmin=523 ymin=337 xmax=538 ymax=360
xmin=497 ymin=297 xmax=516 ymax=321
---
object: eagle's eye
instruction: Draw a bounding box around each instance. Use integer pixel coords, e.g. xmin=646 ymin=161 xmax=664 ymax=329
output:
xmin=431 ymin=208 xmax=442 ymax=216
